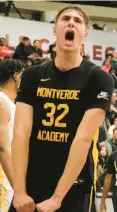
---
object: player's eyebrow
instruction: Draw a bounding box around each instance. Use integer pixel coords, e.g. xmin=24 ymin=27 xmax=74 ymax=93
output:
xmin=61 ymin=15 xmax=83 ymax=23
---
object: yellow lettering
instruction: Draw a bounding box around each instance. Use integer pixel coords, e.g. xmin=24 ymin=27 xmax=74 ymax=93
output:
xmin=56 ymin=90 xmax=60 ymax=99
xmin=65 ymin=90 xmax=70 ymax=99
xmin=37 ymin=87 xmax=43 ymax=97
xmin=59 ymin=132 xmax=65 ymax=142
xmin=37 ymin=130 xmax=42 ymax=139
xmin=60 ymin=90 xmax=65 ymax=99
xmin=37 ymin=130 xmax=69 ymax=143
xmin=56 ymin=132 xmax=61 ymax=142
xmin=37 ymin=88 xmax=80 ymax=100
xmin=75 ymin=90 xmax=80 ymax=100
xmin=50 ymin=132 xmax=55 ymax=141
xmin=42 ymin=131 xmax=47 ymax=140
xmin=52 ymin=89 xmax=56 ymax=98
xmin=46 ymin=131 xmax=50 ymax=141
xmin=64 ymin=133 xmax=69 ymax=143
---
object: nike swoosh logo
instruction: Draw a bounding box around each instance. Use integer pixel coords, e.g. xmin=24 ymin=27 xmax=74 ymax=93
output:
xmin=97 ymin=94 xmax=108 ymax=99
xmin=97 ymin=94 xmax=105 ymax=98
xmin=40 ymin=78 xmax=51 ymax=82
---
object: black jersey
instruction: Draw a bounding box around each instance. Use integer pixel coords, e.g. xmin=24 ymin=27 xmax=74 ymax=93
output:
xmin=17 ymin=59 xmax=114 ymax=203
xmin=107 ymin=150 xmax=117 ymax=188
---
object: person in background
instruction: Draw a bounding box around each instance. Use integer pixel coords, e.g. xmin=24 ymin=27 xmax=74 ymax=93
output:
xmin=13 ymin=37 xmax=34 ymax=61
xmin=0 ymin=38 xmax=12 ymax=60
xmin=105 ymin=128 xmax=117 ymax=156
xmin=97 ymin=145 xmax=109 ymax=178
xmin=32 ymin=40 xmax=43 ymax=58
xmin=97 ymin=145 xmax=109 ymax=192
xmin=100 ymin=150 xmax=117 ymax=212
xmin=0 ymin=59 xmax=23 ymax=212
xmin=107 ymin=91 xmax=117 ymax=125
xmin=108 ymin=117 xmax=117 ymax=138
xmin=98 ymin=117 xmax=111 ymax=144
xmin=104 ymin=53 xmax=115 ymax=68
xmin=24 ymin=59 xmax=33 ymax=68
xmin=109 ymin=68 xmax=117 ymax=89
xmin=101 ymin=59 xmax=111 ymax=73
xmin=48 ymin=44 xmax=56 ymax=59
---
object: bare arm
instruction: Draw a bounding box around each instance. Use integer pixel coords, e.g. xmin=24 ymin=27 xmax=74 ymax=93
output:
xmin=53 ymin=108 xmax=105 ymax=202
xmin=101 ymin=174 xmax=113 ymax=201
xmin=0 ymin=98 xmax=13 ymax=187
xmin=12 ymin=102 xmax=33 ymax=193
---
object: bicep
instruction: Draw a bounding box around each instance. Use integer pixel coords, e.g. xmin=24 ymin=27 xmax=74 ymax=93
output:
xmin=13 ymin=102 xmax=33 ymax=140
xmin=75 ymin=108 xmax=105 ymax=143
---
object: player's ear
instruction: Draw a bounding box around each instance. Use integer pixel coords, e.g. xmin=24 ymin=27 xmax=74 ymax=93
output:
xmin=84 ymin=31 xmax=88 ymax=40
xmin=53 ymin=27 xmax=56 ymax=36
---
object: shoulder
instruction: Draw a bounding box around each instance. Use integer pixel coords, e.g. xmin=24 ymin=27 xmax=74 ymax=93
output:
xmin=21 ymin=61 xmax=52 ymax=83
xmin=83 ymin=60 xmax=114 ymax=87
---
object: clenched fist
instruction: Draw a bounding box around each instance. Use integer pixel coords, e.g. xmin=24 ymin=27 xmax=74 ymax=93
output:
xmin=36 ymin=196 xmax=61 ymax=212
xmin=13 ymin=192 xmax=35 ymax=212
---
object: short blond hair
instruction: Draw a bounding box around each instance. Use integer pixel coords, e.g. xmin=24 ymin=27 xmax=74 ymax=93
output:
xmin=55 ymin=6 xmax=90 ymax=28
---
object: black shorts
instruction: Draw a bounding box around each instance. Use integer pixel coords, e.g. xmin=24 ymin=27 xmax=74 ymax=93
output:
xmin=8 ymin=186 xmax=95 ymax=212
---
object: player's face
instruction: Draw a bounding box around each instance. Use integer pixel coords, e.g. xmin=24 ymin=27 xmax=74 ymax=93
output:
xmin=53 ymin=10 xmax=88 ymax=52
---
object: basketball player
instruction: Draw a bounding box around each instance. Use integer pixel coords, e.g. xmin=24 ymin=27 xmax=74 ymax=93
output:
xmin=11 ymin=6 xmax=114 ymax=212
xmin=0 ymin=59 xmax=23 ymax=212
xmin=100 ymin=150 xmax=117 ymax=212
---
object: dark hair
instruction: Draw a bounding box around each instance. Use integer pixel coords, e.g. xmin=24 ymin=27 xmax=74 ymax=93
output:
xmin=55 ymin=6 xmax=90 ymax=28
xmin=109 ymin=68 xmax=116 ymax=73
xmin=33 ymin=39 xmax=40 ymax=44
xmin=22 ymin=37 xmax=29 ymax=41
xmin=0 ymin=59 xmax=23 ymax=86
xmin=113 ymin=127 xmax=117 ymax=133
xmin=0 ymin=37 xmax=5 ymax=42
xmin=105 ymin=53 xmax=113 ymax=59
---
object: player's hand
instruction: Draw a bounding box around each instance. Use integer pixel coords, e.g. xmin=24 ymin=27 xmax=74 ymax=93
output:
xmin=36 ymin=196 xmax=61 ymax=212
xmin=100 ymin=200 xmax=106 ymax=212
xmin=13 ymin=192 xmax=35 ymax=212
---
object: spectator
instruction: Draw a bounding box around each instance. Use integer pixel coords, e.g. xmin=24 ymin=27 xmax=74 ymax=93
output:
xmin=0 ymin=38 xmax=12 ymax=60
xmin=32 ymin=40 xmax=43 ymax=58
xmin=107 ymin=91 xmax=117 ymax=124
xmin=105 ymin=128 xmax=117 ymax=155
xmin=97 ymin=145 xmax=109 ymax=178
xmin=108 ymin=117 xmax=117 ymax=138
xmin=101 ymin=59 xmax=111 ymax=73
xmin=97 ymin=145 xmax=109 ymax=192
xmin=112 ymin=50 xmax=117 ymax=76
xmin=105 ymin=53 xmax=115 ymax=68
xmin=99 ymin=118 xmax=111 ymax=143
xmin=109 ymin=68 xmax=117 ymax=89
xmin=24 ymin=59 xmax=33 ymax=68
xmin=13 ymin=37 xmax=34 ymax=61
xmin=48 ymin=44 xmax=56 ymax=59
xmin=100 ymin=150 xmax=117 ymax=212
xmin=110 ymin=68 xmax=117 ymax=78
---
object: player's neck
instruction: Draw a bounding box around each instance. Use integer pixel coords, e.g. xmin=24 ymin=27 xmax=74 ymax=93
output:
xmin=0 ymin=83 xmax=17 ymax=102
xmin=55 ymin=49 xmax=82 ymax=71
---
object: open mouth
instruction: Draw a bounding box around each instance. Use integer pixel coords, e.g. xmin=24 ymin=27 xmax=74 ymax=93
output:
xmin=65 ymin=31 xmax=75 ymax=41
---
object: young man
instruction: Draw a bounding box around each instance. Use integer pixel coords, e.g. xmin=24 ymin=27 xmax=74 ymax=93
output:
xmin=0 ymin=59 xmax=23 ymax=212
xmin=100 ymin=150 xmax=117 ymax=212
xmin=11 ymin=6 xmax=114 ymax=212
